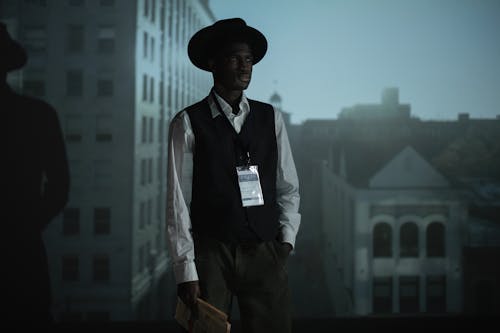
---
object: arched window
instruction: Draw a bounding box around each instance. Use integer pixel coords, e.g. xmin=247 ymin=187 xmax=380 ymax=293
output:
xmin=400 ymin=223 xmax=418 ymax=257
xmin=426 ymin=223 xmax=445 ymax=257
xmin=373 ymin=223 xmax=392 ymax=257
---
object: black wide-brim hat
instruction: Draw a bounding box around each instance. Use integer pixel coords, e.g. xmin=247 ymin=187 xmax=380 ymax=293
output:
xmin=0 ymin=22 xmax=28 ymax=73
xmin=188 ymin=18 xmax=267 ymax=72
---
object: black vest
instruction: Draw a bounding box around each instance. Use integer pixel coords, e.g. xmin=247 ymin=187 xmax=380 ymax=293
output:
xmin=186 ymin=98 xmax=280 ymax=242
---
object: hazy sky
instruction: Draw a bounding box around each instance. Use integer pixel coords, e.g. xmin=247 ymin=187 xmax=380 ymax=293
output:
xmin=209 ymin=0 xmax=500 ymax=124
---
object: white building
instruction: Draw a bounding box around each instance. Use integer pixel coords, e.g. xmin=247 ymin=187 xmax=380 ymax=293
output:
xmin=1 ymin=0 xmax=214 ymax=321
xmin=321 ymin=145 xmax=467 ymax=315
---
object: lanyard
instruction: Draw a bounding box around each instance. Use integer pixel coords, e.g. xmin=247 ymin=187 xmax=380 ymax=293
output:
xmin=211 ymin=91 xmax=251 ymax=167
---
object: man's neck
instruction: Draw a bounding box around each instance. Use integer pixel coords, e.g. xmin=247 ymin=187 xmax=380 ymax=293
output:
xmin=213 ymin=84 xmax=243 ymax=108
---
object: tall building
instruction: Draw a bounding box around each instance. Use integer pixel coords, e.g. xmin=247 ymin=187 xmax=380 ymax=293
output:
xmin=1 ymin=0 xmax=215 ymax=321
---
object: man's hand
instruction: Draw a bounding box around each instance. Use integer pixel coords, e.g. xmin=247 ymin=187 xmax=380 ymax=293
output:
xmin=178 ymin=281 xmax=200 ymax=313
xmin=275 ymin=240 xmax=293 ymax=258
xmin=282 ymin=242 xmax=293 ymax=255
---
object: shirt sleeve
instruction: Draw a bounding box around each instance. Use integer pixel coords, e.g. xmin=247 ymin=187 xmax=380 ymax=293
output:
xmin=274 ymin=109 xmax=301 ymax=248
xmin=166 ymin=110 xmax=199 ymax=284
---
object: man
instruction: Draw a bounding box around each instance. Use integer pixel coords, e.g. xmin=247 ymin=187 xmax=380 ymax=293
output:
xmin=0 ymin=22 xmax=69 ymax=322
xmin=166 ymin=18 xmax=300 ymax=332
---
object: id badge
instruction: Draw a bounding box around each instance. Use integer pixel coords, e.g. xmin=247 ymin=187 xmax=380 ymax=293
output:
xmin=236 ymin=165 xmax=264 ymax=207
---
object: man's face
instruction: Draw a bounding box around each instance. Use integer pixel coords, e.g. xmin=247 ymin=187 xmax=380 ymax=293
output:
xmin=211 ymin=42 xmax=254 ymax=91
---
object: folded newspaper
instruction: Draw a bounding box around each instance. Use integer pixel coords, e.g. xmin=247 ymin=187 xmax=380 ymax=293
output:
xmin=175 ymin=297 xmax=231 ymax=333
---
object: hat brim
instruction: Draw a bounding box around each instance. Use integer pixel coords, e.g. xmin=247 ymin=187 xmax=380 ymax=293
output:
xmin=188 ymin=23 xmax=267 ymax=71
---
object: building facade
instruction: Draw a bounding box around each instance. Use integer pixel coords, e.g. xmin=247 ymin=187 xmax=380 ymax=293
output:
xmin=293 ymin=88 xmax=499 ymax=317
xmin=1 ymin=0 xmax=214 ymax=321
xmin=320 ymin=146 xmax=466 ymax=315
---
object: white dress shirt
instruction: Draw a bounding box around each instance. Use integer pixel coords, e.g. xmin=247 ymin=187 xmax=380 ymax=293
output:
xmin=166 ymin=90 xmax=301 ymax=284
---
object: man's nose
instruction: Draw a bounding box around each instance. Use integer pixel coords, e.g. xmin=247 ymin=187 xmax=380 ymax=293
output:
xmin=238 ymin=59 xmax=251 ymax=71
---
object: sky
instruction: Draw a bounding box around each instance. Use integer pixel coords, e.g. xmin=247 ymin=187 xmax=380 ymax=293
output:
xmin=209 ymin=0 xmax=500 ymax=124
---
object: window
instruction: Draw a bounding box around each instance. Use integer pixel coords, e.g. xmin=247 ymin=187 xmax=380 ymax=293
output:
xmin=158 ymin=116 xmax=164 ymax=142
xmin=96 ymin=115 xmax=113 ymax=142
xmin=65 ymin=133 xmax=82 ymax=142
xmin=65 ymin=115 xmax=83 ymax=143
xmin=69 ymin=160 xmax=83 ymax=184
xmin=145 ymin=241 xmax=152 ymax=270
xmin=168 ymin=1 xmax=173 ymax=38
xmin=66 ymin=70 xmax=83 ymax=97
xmin=98 ymin=26 xmax=115 ymax=53
xmin=99 ymin=0 xmax=114 ymax=6
xmin=157 ymin=156 xmax=162 ymax=182
xmin=24 ymin=0 xmax=47 ymax=6
xmin=160 ymin=1 xmax=165 ymax=31
xmin=175 ymin=0 xmax=182 ymax=45
xmin=144 ymin=0 xmax=149 ymax=17
xmin=140 ymin=201 xmax=146 ymax=229
xmin=142 ymin=74 xmax=148 ymax=101
xmin=167 ymin=84 xmax=172 ymax=108
xmin=92 ymin=255 xmax=110 ymax=282
xmin=156 ymin=232 xmax=161 ymax=252
xmin=141 ymin=159 xmax=146 ymax=185
xmin=373 ymin=277 xmax=392 ymax=314
xmin=399 ymin=276 xmax=419 ymax=313
xmin=63 ymin=208 xmax=79 ymax=235
xmin=147 ymin=199 xmax=152 ymax=225
xmin=143 ymin=31 xmax=148 ymax=58
xmin=94 ymin=207 xmax=111 ymax=235
xmin=138 ymin=245 xmax=145 ymax=272
xmin=66 ymin=24 xmax=84 ymax=53
xmin=149 ymin=77 xmax=154 ymax=102
xmin=400 ymin=222 xmax=418 ymax=257
xmin=62 ymin=256 xmax=79 ymax=282
xmin=148 ymin=118 xmax=154 ymax=143
xmin=141 ymin=116 xmax=147 ymax=143
xmin=426 ymin=223 xmax=445 ymax=257
xmin=426 ymin=275 xmax=446 ymax=313
xmin=148 ymin=158 xmax=153 ymax=183
xmin=68 ymin=0 xmax=84 ymax=6
xmin=159 ymin=80 xmax=164 ymax=106
xmin=150 ymin=36 xmax=155 ymax=61
xmin=151 ymin=0 xmax=156 ymax=22
xmin=94 ymin=159 xmax=112 ymax=188
xmin=23 ymin=78 xmax=45 ymax=97
xmin=373 ymin=223 xmax=392 ymax=257
xmin=156 ymin=193 xmax=161 ymax=219
xmin=96 ymin=132 xmax=112 ymax=142
xmin=23 ymin=25 xmax=46 ymax=53
xmin=97 ymin=79 xmax=113 ymax=97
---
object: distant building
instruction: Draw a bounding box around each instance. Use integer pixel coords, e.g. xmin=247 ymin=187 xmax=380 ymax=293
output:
xmin=293 ymin=88 xmax=500 ymax=317
xmin=1 ymin=0 xmax=214 ymax=321
xmin=267 ymin=91 xmax=303 ymax=160
xmin=338 ymin=87 xmax=411 ymax=120
xmin=461 ymin=179 xmax=500 ymax=314
xmin=320 ymin=145 xmax=466 ymax=315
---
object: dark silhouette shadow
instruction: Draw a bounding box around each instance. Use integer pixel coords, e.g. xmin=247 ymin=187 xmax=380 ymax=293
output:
xmin=0 ymin=22 xmax=69 ymax=323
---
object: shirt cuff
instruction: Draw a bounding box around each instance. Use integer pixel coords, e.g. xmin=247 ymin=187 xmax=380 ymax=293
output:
xmin=280 ymin=227 xmax=297 ymax=249
xmin=173 ymin=261 xmax=199 ymax=284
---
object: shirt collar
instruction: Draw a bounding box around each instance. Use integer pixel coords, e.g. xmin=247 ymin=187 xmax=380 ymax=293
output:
xmin=208 ymin=88 xmax=250 ymax=119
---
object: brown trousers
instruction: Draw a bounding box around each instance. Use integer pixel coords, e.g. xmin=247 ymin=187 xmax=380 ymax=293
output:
xmin=194 ymin=236 xmax=292 ymax=333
